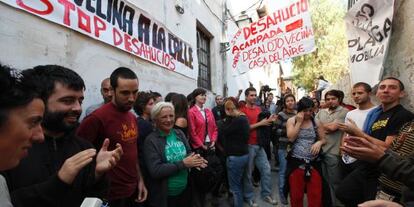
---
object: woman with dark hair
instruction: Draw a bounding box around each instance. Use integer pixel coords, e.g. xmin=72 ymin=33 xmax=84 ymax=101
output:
xmin=165 ymin=92 xmax=178 ymax=102
xmin=187 ymin=88 xmax=218 ymax=150
xmin=286 ymin=97 xmax=326 ymax=207
xmin=274 ymin=94 xmax=297 ymax=205
xmin=171 ymin=93 xmax=189 ymax=135
xmin=187 ymin=88 xmax=219 ymax=206
xmin=0 ymin=65 xmax=45 ymax=207
xmin=219 ymin=97 xmax=250 ymax=207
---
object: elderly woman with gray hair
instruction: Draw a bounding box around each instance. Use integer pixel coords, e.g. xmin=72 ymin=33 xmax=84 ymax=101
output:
xmin=143 ymin=102 xmax=207 ymax=207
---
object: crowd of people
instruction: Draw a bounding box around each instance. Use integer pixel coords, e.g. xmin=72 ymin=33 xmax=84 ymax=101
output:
xmin=0 ymin=63 xmax=414 ymax=207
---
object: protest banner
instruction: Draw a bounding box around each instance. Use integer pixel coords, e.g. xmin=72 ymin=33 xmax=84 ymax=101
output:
xmin=229 ymin=0 xmax=315 ymax=74
xmin=1 ymin=0 xmax=196 ymax=78
xmin=345 ymin=0 xmax=394 ymax=86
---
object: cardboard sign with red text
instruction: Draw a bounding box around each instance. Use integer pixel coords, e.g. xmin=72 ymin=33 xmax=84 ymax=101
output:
xmin=1 ymin=0 xmax=196 ymax=79
xmin=229 ymin=0 xmax=315 ymax=74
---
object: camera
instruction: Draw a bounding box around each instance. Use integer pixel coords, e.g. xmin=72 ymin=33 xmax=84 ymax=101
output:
xmin=261 ymin=85 xmax=275 ymax=92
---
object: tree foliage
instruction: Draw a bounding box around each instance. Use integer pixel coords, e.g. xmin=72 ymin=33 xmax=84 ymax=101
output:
xmin=292 ymin=0 xmax=348 ymax=91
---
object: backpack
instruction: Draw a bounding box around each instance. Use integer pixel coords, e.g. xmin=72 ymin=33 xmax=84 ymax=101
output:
xmin=257 ymin=110 xmax=272 ymax=148
xmin=190 ymin=149 xmax=224 ymax=193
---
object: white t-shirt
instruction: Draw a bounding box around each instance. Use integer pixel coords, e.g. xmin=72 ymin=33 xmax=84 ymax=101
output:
xmin=196 ymin=105 xmax=211 ymax=143
xmin=342 ymin=106 xmax=376 ymax=164
xmin=0 ymin=175 xmax=13 ymax=207
xmin=317 ymin=79 xmax=329 ymax=91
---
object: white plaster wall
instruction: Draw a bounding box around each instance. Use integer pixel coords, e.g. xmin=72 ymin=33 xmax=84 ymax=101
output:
xmin=0 ymin=0 xmax=226 ymax=113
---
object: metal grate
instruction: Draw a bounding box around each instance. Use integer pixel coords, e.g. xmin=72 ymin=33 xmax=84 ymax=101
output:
xmin=197 ymin=29 xmax=211 ymax=90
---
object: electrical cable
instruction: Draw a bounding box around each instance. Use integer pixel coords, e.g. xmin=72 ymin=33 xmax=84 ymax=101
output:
xmin=202 ymin=0 xmax=225 ymax=24
xmin=229 ymin=0 xmax=263 ymax=18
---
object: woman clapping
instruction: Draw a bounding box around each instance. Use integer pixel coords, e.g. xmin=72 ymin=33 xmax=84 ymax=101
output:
xmin=143 ymin=102 xmax=207 ymax=207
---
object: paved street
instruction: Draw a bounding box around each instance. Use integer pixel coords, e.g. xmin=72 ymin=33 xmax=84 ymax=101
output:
xmin=208 ymin=162 xmax=290 ymax=207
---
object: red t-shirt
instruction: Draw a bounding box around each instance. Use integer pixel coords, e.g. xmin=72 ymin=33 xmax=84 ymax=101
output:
xmin=240 ymin=105 xmax=261 ymax=145
xmin=77 ymin=103 xmax=138 ymax=200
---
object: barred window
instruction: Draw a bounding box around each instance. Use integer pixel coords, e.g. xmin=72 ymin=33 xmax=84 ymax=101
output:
xmin=197 ymin=29 xmax=211 ymax=90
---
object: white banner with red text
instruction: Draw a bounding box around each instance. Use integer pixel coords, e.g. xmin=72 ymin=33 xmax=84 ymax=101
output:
xmin=228 ymin=0 xmax=315 ymax=75
xmin=345 ymin=0 xmax=394 ymax=86
xmin=1 ymin=0 xmax=196 ymax=79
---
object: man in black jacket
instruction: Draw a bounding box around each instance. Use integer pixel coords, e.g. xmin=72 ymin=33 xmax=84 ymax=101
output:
xmin=4 ymin=65 xmax=123 ymax=207
xmin=342 ymin=119 xmax=414 ymax=206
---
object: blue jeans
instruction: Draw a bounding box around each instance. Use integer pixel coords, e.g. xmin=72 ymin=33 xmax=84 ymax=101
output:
xmin=243 ymin=145 xmax=272 ymax=200
xmin=227 ymin=155 xmax=249 ymax=207
xmin=277 ymin=149 xmax=288 ymax=195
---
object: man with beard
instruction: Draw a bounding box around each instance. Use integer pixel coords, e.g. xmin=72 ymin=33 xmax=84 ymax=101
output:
xmin=85 ymin=78 xmax=112 ymax=117
xmin=336 ymin=77 xmax=414 ymax=206
xmin=4 ymin=65 xmax=123 ymax=207
xmin=315 ymin=89 xmax=349 ymax=206
xmin=212 ymin=95 xmax=224 ymax=121
xmin=77 ymin=67 xmax=148 ymax=207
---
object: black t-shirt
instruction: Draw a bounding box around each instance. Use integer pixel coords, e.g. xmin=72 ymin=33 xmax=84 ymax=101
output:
xmin=212 ymin=105 xmax=224 ymax=121
xmin=355 ymin=105 xmax=413 ymax=181
xmin=370 ymin=104 xmax=414 ymax=141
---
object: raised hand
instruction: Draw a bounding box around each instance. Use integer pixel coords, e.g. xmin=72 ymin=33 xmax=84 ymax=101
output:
xmin=95 ymin=138 xmax=123 ymax=178
xmin=341 ymin=136 xmax=385 ymax=162
xmin=296 ymin=112 xmax=304 ymax=124
xmin=58 ymin=149 xmax=96 ymax=184
xmin=338 ymin=118 xmax=363 ymax=136
xmin=259 ymin=117 xmax=273 ymax=126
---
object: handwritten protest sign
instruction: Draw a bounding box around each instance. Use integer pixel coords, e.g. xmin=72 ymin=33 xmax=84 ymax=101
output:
xmin=229 ymin=0 xmax=315 ymax=74
xmin=1 ymin=0 xmax=196 ymax=78
xmin=345 ymin=0 xmax=394 ymax=86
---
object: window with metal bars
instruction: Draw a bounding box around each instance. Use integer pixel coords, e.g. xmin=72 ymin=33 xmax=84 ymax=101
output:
xmin=196 ymin=29 xmax=211 ymax=90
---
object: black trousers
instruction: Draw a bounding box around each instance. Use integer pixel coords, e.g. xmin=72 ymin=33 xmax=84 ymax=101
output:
xmin=338 ymin=158 xmax=359 ymax=180
xmin=109 ymin=192 xmax=139 ymax=207
xmin=168 ymin=187 xmax=191 ymax=207
xmin=336 ymin=164 xmax=378 ymax=207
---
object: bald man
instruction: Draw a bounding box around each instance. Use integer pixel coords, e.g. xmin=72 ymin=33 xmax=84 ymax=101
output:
xmin=85 ymin=78 xmax=112 ymax=116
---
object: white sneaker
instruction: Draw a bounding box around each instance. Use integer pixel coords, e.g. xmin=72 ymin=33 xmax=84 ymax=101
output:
xmin=263 ymin=196 xmax=278 ymax=205
xmin=247 ymin=200 xmax=258 ymax=207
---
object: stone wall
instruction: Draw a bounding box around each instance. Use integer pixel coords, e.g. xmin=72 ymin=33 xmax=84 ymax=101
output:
xmin=382 ymin=0 xmax=414 ymax=111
